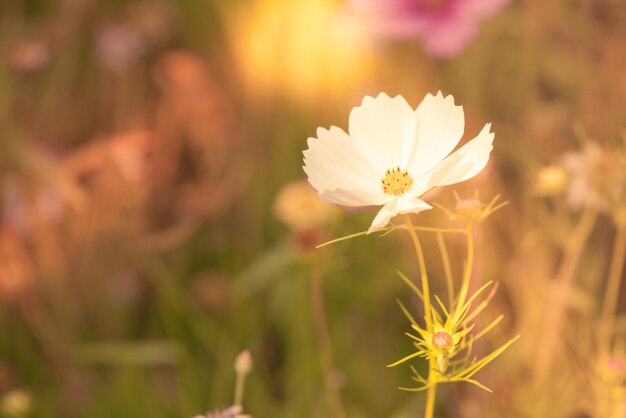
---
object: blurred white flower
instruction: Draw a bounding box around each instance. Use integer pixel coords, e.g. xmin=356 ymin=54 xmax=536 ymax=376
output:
xmin=303 ymin=92 xmax=494 ymax=232
xmin=272 ymin=180 xmax=334 ymax=231
xmin=561 ymin=140 xmax=626 ymax=218
xmin=562 ymin=142 xmax=604 ymax=210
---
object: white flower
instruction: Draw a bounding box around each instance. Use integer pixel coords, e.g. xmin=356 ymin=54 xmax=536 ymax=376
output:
xmin=303 ymin=92 xmax=494 ymax=233
xmin=272 ymin=180 xmax=334 ymax=230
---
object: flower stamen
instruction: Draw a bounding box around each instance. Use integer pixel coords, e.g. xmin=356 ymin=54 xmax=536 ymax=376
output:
xmin=381 ymin=167 xmax=414 ymax=196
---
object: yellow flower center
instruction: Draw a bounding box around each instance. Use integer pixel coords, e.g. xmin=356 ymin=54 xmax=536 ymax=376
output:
xmin=381 ymin=167 xmax=414 ymax=196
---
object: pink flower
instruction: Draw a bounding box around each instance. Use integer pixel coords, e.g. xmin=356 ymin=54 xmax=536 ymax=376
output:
xmin=352 ymin=0 xmax=511 ymax=58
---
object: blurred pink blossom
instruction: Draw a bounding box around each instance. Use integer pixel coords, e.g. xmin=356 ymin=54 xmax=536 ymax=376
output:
xmin=95 ymin=24 xmax=143 ymax=72
xmin=352 ymin=0 xmax=511 ymax=58
xmin=7 ymin=39 xmax=50 ymax=73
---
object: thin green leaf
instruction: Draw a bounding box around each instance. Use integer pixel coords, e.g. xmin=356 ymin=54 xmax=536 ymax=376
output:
xmin=434 ymin=294 xmax=449 ymax=317
xmin=456 ymin=335 xmax=520 ymax=380
xmin=449 ymin=378 xmax=493 ymax=393
xmin=398 ymin=383 xmax=433 ymax=392
xmin=431 ymin=305 xmax=443 ymax=325
xmin=316 ymin=227 xmax=393 ymax=248
xmin=410 ymin=365 xmax=426 ymax=383
xmin=455 ymin=281 xmax=494 ymax=324
xmin=465 ymin=282 xmax=500 ymax=324
xmin=398 ymin=270 xmax=423 ymax=301
xmin=387 ymin=350 xmax=426 ymax=368
xmin=437 ymin=232 xmax=455 ymax=306
xmin=396 ymin=299 xmax=418 ymax=327
xmin=405 ymin=332 xmax=423 ymax=343
xmin=472 ymin=315 xmax=504 ymax=342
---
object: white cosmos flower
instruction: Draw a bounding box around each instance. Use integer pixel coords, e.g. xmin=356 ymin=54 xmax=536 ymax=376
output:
xmin=303 ymin=92 xmax=494 ymax=233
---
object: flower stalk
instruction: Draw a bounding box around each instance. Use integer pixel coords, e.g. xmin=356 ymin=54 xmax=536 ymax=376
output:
xmin=310 ymin=264 xmax=347 ymax=418
xmin=533 ymin=206 xmax=598 ymax=386
xmin=599 ymin=225 xmax=626 ymax=354
xmin=388 ymin=197 xmax=516 ymax=409
xmin=403 ymin=215 xmax=433 ymax=331
xmin=437 ymin=231 xmax=455 ymax=306
xmin=403 ymin=214 xmax=437 ymax=417
xmin=234 ymin=350 xmax=253 ymax=407
xmin=454 ymin=224 xmax=474 ymax=321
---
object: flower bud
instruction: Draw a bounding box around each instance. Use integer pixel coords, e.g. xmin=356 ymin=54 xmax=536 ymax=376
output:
xmin=432 ymin=331 xmax=453 ymax=350
xmin=272 ymin=181 xmax=333 ymax=231
xmin=534 ymin=165 xmax=568 ymax=196
xmin=234 ymin=350 xmax=253 ymax=376
xmin=455 ymin=199 xmax=483 ymax=222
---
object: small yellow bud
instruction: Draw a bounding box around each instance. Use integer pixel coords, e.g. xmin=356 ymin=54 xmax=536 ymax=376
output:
xmin=534 ymin=165 xmax=568 ymax=196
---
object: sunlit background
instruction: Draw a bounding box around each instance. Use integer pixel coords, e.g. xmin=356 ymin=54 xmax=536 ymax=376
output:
xmin=1 ymin=0 xmax=626 ymax=417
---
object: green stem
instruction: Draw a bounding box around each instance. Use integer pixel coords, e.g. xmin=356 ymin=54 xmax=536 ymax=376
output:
xmin=533 ymin=206 xmax=598 ymax=386
xmin=455 ymin=224 xmax=474 ymax=319
xmin=600 ymin=226 xmax=626 ymax=353
xmin=403 ymin=215 xmax=437 ymax=417
xmin=403 ymin=215 xmax=432 ymax=331
xmin=424 ymin=382 xmax=438 ymax=418
xmin=310 ymin=265 xmax=346 ymax=418
xmin=234 ymin=371 xmax=245 ymax=406
xmin=437 ymin=232 xmax=455 ymax=306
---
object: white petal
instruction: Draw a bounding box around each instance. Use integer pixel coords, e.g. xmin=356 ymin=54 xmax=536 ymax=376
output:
xmin=368 ymin=196 xmax=433 ymax=233
xmin=303 ymin=126 xmax=383 ymax=197
xmin=349 ymin=93 xmax=418 ymax=172
xmin=319 ymin=188 xmax=390 ymax=206
xmin=407 ymin=92 xmax=465 ymax=177
xmin=423 ymin=123 xmax=494 ymax=188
